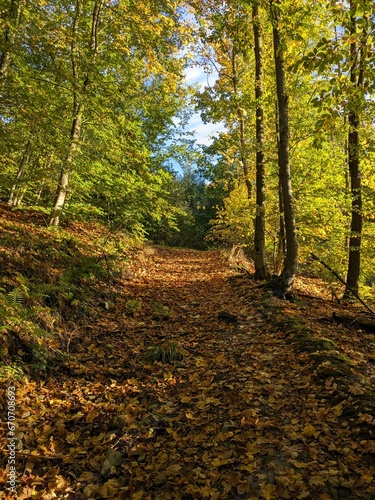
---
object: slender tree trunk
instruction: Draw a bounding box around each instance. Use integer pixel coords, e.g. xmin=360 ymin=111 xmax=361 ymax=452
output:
xmin=13 ymin=186 xmax=26 ymax=207
xmin=274 ymin=102 xmax=286 ymax=274
xmin=8 ymin=136 xmax=32 ymax=207
xmin=276 ymin=175 xmax=286 ymax=273
xmin=49 ymin=104 xmax=84 ymax=226
xmin=252 ymin=3 xmax=268 ymax=279
xmin=344 ymin=2 xmax=364 ymax=298
xmin=271 ymin=1 xmax=298 ymax=294
xmin=49 ymin=0 xmax=102 ymax=226
xmin=231 ymin=48 xmax=252 ymax=199
xmin=0 ymin=0 xmax=23 ymax=84
xmin=35 ymin=184 xmax=44 ymax=202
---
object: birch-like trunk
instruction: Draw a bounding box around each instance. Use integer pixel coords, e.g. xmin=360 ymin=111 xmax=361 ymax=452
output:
xmin=49 ymin=0 xmax=102 ymax=226
xmin=49 ymin=105 xmax=84 ymax=226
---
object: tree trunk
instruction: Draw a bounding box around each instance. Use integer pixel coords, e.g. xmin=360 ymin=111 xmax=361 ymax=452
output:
xmin=252 ymin=3 xmax=268 ymax=279
xmin=276 ymin=174 xmax=286 ymax=274
xmin=0 ymin=0 xmax=23 ymax=83
xmin=344 ymin=2 xmax=363 ymax=299
xmin=345 ymin=111 xmax=362 ymax=297
xmin=49 ymin=0 xmax=102 ymax=226
xmin=274 ymin=102 xmax=286 ymax=274
xmin=231 ymin=48 xmax=252 ymax=199
xmin=49 ymin=104 xmax=84 ymax=226
xmin=271 ymin=1 xmax=298 ymax=294
xmin=8 ymin=136 xmax=32 ymax=207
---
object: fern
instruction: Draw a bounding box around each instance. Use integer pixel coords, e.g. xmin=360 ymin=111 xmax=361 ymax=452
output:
xmin=0 ymin=363 xmax=24 ymax=382
xmin=7 ymin=287 xmax=28 ymax=306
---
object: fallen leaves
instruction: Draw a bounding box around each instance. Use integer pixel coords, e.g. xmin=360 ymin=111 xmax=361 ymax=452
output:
xmin=0 ymin=236 xmax=374 ymax=499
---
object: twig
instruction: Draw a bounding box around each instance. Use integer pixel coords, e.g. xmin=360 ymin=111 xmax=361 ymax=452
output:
xmin=16 ymin=451 xmax=64 ymax=460
xmin=310 ymin=253 xmax=375 ymax=317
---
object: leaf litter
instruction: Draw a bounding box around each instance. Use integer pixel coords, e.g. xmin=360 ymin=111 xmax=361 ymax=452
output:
xmin=0 ymin=223 xmax=374 ymax=499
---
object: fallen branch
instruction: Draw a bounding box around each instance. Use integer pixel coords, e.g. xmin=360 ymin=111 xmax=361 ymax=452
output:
xmin=310 ymin=253 xmax=375 ymax=317
xmin=333 ymin=312 xmax=375 ymax=332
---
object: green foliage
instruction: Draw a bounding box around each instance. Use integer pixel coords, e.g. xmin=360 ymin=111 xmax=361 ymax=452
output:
xmin=150 ymin=165 xmax=218 ymax=249
xmin=0 ymin=0 xmax=192 ymax=237
xmin=0 ymin=362 xmax=24 ymax=382
xmin=152 ymin=302 xmax=170 ymax=320
xmin=125 ymin=299 xmax=143 ymax=316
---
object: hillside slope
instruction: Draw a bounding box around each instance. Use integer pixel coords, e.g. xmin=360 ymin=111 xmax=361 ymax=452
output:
xmin=0 ymin=206 xmax=374 ymax=499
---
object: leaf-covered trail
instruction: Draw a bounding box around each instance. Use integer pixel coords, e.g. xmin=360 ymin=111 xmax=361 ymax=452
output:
xmin=1 ymin=247 xmax=375 ymax=499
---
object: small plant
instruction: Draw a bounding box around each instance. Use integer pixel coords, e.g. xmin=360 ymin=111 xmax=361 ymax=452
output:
xmin=145 ymin=341 xmax=183 ymax=364
xmin=125 ymin=298 xmax=142 ymax=316
xmin=0 ymin=362 xmax=24 ymax=382
xmin=7 ymin=287 xmax=29 ymax=306
xmin=152 ymin=302 xmax=170 ymax=320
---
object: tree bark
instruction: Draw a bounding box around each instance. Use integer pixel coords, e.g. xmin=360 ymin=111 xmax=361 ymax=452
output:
xmin=49 ymin=0 xmax=102 ymax=226
xmin=344 ymin=2 xmax=363 ymax=299
xmin=274 ymin=102 xmax=286 ymax=274
xmin=49 ymin=104 xmax=84 ymax=226
xmin=0 ymin=0 xmax=23 ymax=84
xmin=8 ymin=135 xmax=32 ymax=207
xmin=271 ymin=1 xmax=298 ymax=294
xmin=252 ymin=3 xmax=268 ymax=279
xmin=333 ymin=313 xmax=375 ymax=331
xmin=231 ymin=47 xmax=252 ymax=199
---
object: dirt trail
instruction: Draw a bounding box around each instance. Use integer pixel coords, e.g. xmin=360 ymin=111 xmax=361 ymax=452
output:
xmin=2 ymin=247 xmax=374 ymax=499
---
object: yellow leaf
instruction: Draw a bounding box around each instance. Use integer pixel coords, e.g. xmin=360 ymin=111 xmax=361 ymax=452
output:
xmin=77 ymin=471 xmax=96 ymax=482
xmin=292 ymin=460 xmax=309 ymax=469
xmin=99 ymin=479 xmax=120 ymax=498
xmin=180 ymin=395 xmax=192 ymax=403
xmin=333 ymin=404 xmax=343 ymax=417
xmin=83 ymin=484 xmax=99 ymax=496
xmin=166 ymin=464 xmax=182 ymax=476
xmin=240 ymin=463 xmax=257 ymax=472
xmin=186 ymin=411 xmax=197 ymax=420
xmin=132 ymin=492 xmax=144 ymax=500
xmin=212 ymin=457 xmax=230 ymax=467
xmin=361 ymin=473 xmax=373 ymax=483
xmin=302 ymin=424 xmax=316 ymax=437
xmin=195 ymin=357 xmax=207 ymax=367
xmin=261 ymin=483 xmax=277 ymax=500
xmin=66 ymin=431 xmax=80 ymax=443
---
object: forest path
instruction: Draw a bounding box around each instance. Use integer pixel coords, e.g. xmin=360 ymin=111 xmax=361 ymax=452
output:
xmin=4 ymin=247 xmax=374 ymax=499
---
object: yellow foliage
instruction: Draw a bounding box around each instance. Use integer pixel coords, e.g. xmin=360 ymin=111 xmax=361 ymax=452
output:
xmin=207 ymin=183 xmax=255 ymax=246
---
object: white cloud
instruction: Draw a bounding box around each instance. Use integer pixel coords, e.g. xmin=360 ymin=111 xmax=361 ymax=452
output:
xmin=184 ymin=66 xmax=225 ymax=146
xmin=184 ymin=66 xmax=204 ymax=86
xmin=186 ymin=114 xmax=225 ymax=146
xmin=184 ymin=65 xmax=218 ymax=88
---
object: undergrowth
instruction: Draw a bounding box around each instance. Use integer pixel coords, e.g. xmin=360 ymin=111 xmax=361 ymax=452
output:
xmin=0 ymin=207 xmax=138 ymax=381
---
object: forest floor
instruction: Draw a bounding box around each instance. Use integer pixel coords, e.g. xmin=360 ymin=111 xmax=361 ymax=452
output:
xmin=0 ymin=205 xmax=375 ymax=500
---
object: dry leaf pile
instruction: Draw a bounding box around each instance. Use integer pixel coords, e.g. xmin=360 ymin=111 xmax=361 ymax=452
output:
xmin=0 ymin=211 xmax=374 ymax=499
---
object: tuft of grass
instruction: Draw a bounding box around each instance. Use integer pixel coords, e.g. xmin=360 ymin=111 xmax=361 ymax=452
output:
xmin=144 ymin=341 xmax=183 ymax=364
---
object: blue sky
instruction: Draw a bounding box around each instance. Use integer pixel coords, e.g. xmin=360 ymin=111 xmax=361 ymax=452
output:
xmin=183 ymin=66 xmax=226 ymax=146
